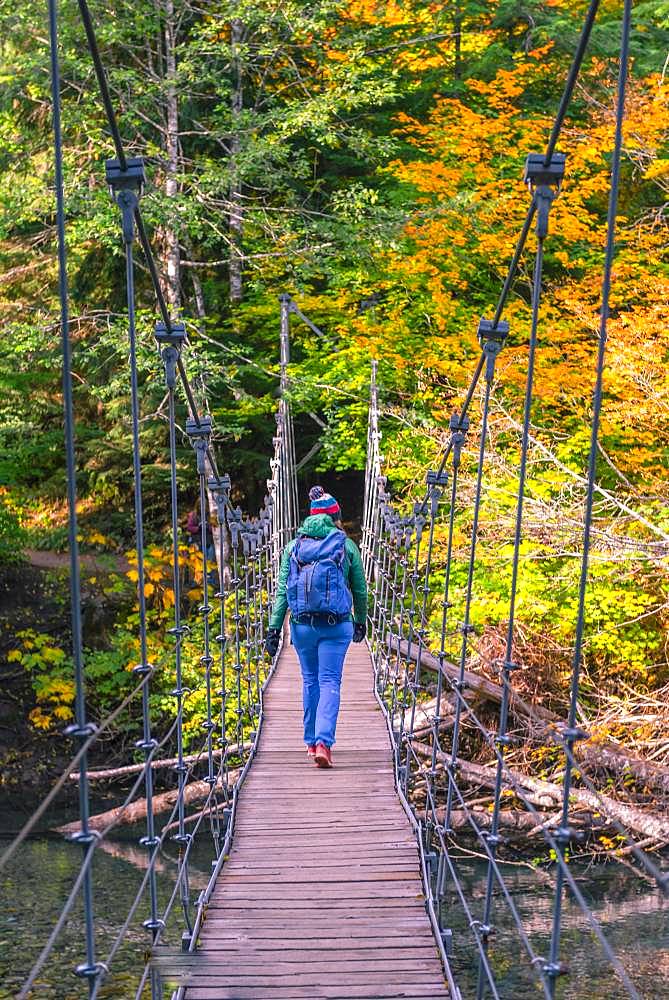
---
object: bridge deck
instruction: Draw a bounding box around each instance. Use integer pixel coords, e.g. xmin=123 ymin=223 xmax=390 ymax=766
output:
xmin=185 ymin=639 xmax=449 ymax=999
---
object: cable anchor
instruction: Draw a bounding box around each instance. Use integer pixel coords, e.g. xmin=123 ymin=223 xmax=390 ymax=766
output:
xmin=477 ymin=318 xmax=509 ymax=383
xmin=156 ymin=320 xmax=186 ymax=389
xmin=426 ymin=469 xmax=448 ymax=515
xmin=524 ymin=152 xmax=566 ymax=239
xmin=209 ymin=474 xmax=231 ymax=524
xmin=449 ymin=411 xmax=469 ymax=469
xmin=106 ymin=156 xmax=145 ymax=245
xmin=186 ymin=415 xmax=212 ymax=475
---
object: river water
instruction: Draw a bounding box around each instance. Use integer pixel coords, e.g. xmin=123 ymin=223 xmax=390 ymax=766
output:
xmin=1 ymin=821 xmax=667 ymax=999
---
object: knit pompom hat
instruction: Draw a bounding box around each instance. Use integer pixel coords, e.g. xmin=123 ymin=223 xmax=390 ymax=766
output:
xmin=308 ymin=485 xmax=341 ymax=518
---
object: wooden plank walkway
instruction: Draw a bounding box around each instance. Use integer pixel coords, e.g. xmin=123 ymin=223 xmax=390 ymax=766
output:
xmin=185 ymin=639 xmax=450 ymax=999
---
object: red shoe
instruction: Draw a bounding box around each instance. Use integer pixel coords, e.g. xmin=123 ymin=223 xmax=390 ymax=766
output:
xmin=306 ymin=744 xmax=317 ymax=758
xmin=314 ymin=742 xmax=333 ymax=769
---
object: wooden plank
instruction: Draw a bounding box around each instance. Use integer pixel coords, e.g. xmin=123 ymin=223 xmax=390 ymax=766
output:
xmin=224 ymin=846 xmax=418 ymax=858
xmin=223 ymin=838 xmax=417 ymax=851
xmin=205 ymin=901 xmax=425 ymax=914
xmin=208 ymin=886 xmax=426 ymax=900
xmin=200 ymin=920 xmax=432 ymax=932
xmin=178 ymin=958 xmax=440 ymax=973
xmin=190 ymin=939 xmax=439 ymax=952
xmin=186 ymin=986 xmax=448 ymax=999
xmin=185 ymin=971 xmax=444 ymax=985
xmin=220 ymin=858 xmax=421 ymax=869
xmin=198 ymin=920 xmax=433 ymax=951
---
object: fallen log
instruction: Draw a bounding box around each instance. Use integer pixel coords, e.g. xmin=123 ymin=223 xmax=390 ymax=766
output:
xmin=580 ymin=743 xmax=669 ymax=796
xmin=439 ymin=808 xmax=559 ymax=836
xmin=410 ymin=716 xmax=455 ymax=742
xmin=55 ymin=774 xmax=238 ymax=837
xmin=423 ymin=751 xmax=556 ymax=809
xmin=408 ymin=693 xmax=458 ymax=731
xmin=399 ymin=640 xmax=559 ymax=724
xmin=162 ymin=800 xmax=229 ymax=837
xmin=412 ymin=742 xmax=669 ymax=843
xmin=402 ymin=640 xmax=669 ymax=798
xmin=68 ymin=744 xmax=250 ymax=782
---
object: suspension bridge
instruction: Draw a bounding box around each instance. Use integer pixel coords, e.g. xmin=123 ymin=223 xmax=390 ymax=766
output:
xmin=3 ymin=0 xmax=668 ymax=997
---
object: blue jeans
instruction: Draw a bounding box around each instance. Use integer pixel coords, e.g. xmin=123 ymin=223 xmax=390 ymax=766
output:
xmin=290 ymin=619 xmax=353 ymax=748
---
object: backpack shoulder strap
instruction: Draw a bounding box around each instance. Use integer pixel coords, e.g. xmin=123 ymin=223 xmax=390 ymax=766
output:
xmin=290 ymin=536 xmax=308 ymax=568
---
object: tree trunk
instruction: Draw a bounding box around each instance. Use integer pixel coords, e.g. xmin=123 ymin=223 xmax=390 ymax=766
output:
xmin=435 ymin=808 xmax=557 ymax=835
xmin=580 ymin=743 xmax=669 ymax=796
xmin=229 ymin=16 xmax=244 ymax=302
xmin=189 ymin=260 xmax=207 ymax=330
xmin=413 ymin=742 xmax=669 ymax=843
xmin=402 ymin=640 xmax=669 ymax=797
xmin=163 ymin=0 xmax=181 ymax=311
xmin=454 ymin=0 xmax=462 ymax=79
xmin=55 ymin=774 xmax=238 ymax=836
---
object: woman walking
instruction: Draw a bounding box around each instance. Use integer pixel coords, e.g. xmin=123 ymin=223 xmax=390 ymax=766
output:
xmin=265 ymin=487 xmax=367 ymax=768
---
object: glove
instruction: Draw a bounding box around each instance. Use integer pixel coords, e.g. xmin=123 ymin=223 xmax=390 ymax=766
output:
xmin=352 ymin=622 xmax=366 ymax=644
xmin=265 ymin=628 xmax=281 ymax=657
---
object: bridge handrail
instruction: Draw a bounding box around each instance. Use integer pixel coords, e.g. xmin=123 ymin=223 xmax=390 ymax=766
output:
xmin=360 ymin=1 xmax=663 ymax=997
xmin=11 ymin=2 xmax=300 ymax=997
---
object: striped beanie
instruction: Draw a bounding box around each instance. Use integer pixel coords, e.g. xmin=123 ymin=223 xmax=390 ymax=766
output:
xmin=309 ymin=485 xmax=341 ymax=518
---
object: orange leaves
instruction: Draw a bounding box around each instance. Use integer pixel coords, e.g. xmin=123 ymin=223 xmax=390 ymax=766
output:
xmin=371 ymin=37 xmax=669 ymax=490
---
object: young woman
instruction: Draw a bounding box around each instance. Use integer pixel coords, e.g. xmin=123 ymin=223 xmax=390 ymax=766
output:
xmin=265 ymin=487 xmax=367 ymax=768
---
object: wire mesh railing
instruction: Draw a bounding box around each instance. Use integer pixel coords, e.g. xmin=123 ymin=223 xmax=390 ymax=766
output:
xmin=6 ymin=1 xmax=300 ymax=996
xmin=362 ymin=1 xmax=667 ymax=997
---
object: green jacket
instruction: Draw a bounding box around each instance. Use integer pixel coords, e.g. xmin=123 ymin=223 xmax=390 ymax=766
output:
xmin=269 ymin=514 xmax=368 ymax=629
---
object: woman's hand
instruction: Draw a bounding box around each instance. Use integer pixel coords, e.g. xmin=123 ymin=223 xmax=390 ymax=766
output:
xmin=352 ymin=622 xmax=366 ymax=643
xmin=265 ymin=628 xmax=281 ymax=657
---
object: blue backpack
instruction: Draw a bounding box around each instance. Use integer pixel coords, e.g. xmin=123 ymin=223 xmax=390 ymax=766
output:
xmin=286 ymin=530 xmax=353 ymax=619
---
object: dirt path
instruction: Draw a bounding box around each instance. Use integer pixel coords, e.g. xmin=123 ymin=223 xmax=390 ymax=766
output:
xmin=26 ymin=548 xmax=129 ymax=574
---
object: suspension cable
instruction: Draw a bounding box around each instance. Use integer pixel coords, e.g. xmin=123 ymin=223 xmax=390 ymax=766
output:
xmin=547 ymin=3 xmax=634 ymax=989
xmin=421 ymin=0 xmax=602 ymax=502
xmin=477 ymin=165 xmax=560 ymax=997
xmin=47 ymin=2 xmax=97 ymax=989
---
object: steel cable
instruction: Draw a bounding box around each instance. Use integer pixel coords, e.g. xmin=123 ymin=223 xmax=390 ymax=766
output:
xmin=433 ymin=675 xmax=641 ymax=998
xmin=17 ymin=712 xmax=182 ymax=999
xmin=548 ymin=9 xmax=638 ymax=982
xmin=406 ymin=740 xmax=552 ymax=1000
xmin=476 ymin=182 xmax=554 ymax=997
xmin=119 ymin=206 xmax=161 ymax=999
xmin=366 ymin=472 xmax=642 ymax=997
xmin=0 ymin=670 xmax=152 ymax=874
xmin=88 ymin=731 xmax=215 ymax=1000
xmin=367 ymin=413 xmax=647 ymax=1000
xmin=46 ymin=8 xmax=97 ymax=987
xmin=421 ymin=0 xmax=603 ymax=504
xmin=40 ymin=3 xmax=297 ymax=995
xmin=444 ymin=358 xmax=497 ymax=831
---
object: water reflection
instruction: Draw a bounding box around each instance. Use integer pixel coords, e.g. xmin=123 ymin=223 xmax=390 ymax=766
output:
xmin=0 ymin=834 xmax=209 ymax=1000
xmin=0 ymin=834 xmax=666 ymax=998
xmin=440 ymin=856 xmax=669 ymax=998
